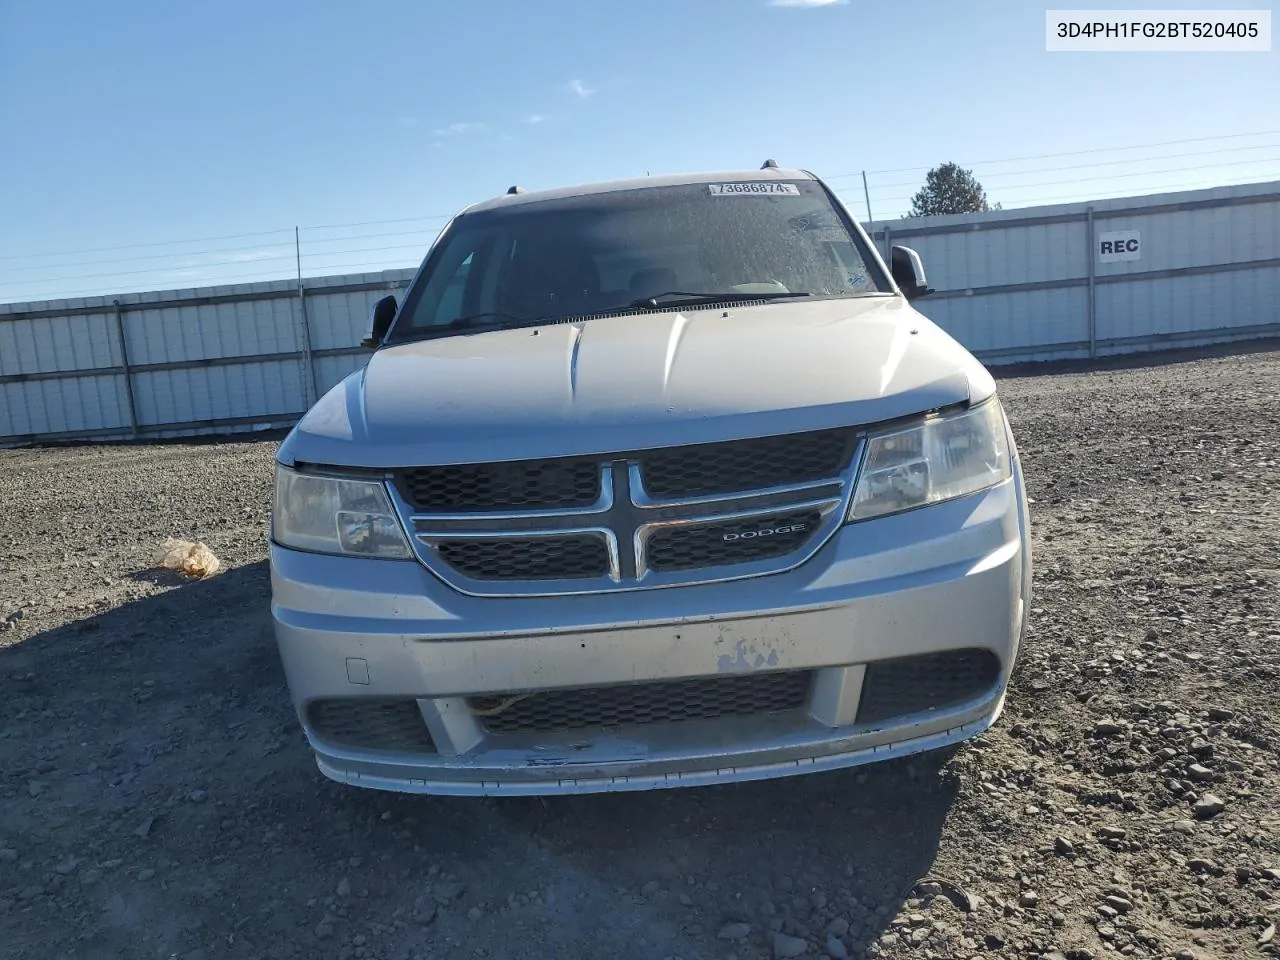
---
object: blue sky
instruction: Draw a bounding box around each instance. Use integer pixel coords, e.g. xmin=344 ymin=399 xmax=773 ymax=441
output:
xmin=0 ymin=0 xmax=1276 ymax=303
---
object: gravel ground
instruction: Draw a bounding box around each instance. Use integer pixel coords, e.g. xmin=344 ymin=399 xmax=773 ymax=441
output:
xmin=2 ymin=343 xmax=1278 ymax=960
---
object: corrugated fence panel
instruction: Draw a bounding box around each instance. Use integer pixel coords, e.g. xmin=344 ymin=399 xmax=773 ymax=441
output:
xmin=898 ymin=219 xmax=1086 ymax=291
xmin=132 ymin=360 xmax=306 ymax=426
xmin=0 ymin=310 xmax=120 ymax=376
xmin=1098 ymin=264 xmax=1280 ymax=343
xmin=3 ymin=184 xmax=1278 ymax=444
xmin=1 ymin=375 xmax=130 ymax=436
xmin=306 ymin=285 xmax=408 ymax=351
xmin=125 ymin=295 xmax=302 ymax=365
xmin=920 ymin=287 xmax=1090 ymax=357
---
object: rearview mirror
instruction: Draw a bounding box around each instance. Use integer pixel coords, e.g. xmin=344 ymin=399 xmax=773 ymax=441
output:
xmin=890 ymin=245 xmax=934 ymax=302
xmin=362 ymin=295 xmax=398 ymax=349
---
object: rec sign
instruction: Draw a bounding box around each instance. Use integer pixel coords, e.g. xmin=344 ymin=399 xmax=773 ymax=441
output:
xmin=1098 ymin=229 xmax=1142 ymax=263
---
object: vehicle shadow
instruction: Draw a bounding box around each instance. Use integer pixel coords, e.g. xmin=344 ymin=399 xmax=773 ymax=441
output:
xmin=0 ymin=558 xmax=967 ymax=960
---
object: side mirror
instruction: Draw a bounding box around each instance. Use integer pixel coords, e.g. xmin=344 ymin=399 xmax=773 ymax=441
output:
xmin=362 ymin=295 xmax=398 ymax=349
xmin=890 ymin=245 xmax=934 ymax=301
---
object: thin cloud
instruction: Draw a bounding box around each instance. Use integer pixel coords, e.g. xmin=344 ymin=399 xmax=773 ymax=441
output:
xmin=226 ymin=250 xmax=283 ymax=263
xmin=524 ymin=113 xmax=548 ymax=124
xmin=768 ymin=0 xmax=846 ymax=6
xmin=567 ymin=79 xmax=595 ymax=99
xmin=432 ymin=121 xmax=488 ymax=137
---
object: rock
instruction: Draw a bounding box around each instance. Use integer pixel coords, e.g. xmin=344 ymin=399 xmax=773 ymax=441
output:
xmin=336 ymin=878 xmax=351 ymax=897
xmin=718 ymin=923 xmax=751 ymax=941
xmin=641 ymin=880 xmax=661 ymax=896
xmin=0 ymin=848 xmax=17 ymax=863
xmin=826 ymin=918 xmax=849 ymax=938
xmin=54 ymin=856 xmax=79 ymax=875
xmin=1262 ymin=868 xmax=1280 ymax=882
xmin=17 ymin=884 xmax=44 ymax=900
xmin=1093 ymin=720 xmax=1126 ymax=737
xmin=1260 ymin=924 xmax=1276 ymax=946
xmin=1206 ymin=708 xmax=1234 ymax=722
xmin=772 ymin=932 xmax=808 ymax=958
xmin=1172 ymin=820 xmax=1196 ymax=834
xmin=132 ymin=816 xmax=154 ymax=839
xmin=825 ymin=937 xmax=849 ymax=960
xmin=1187 ymin=858 xmax=1221 ymax=875
xmin=1020 ymin=891 xmax=1040 ymax=908
xmin=137 ymin=868 xmax=156 ymax=881
xmin=1174 ymin=951 xmax=1196 ymax=960
xmin=467 ymin=906 xmax=482 ymax=920
xmin=434 ymin=880 xmax=465 ymax=903
xmin=1187 ymin=764 xmax=1214 ymax=782
xmin=1054 ymin=836 xmax=1076 ymax=856
xmin=916 ymin=881 xmax=943 ymax=897
xmin=1193 ymin=794 xmax=1226 ymax=819
xmin=314 ymin=921 xmax=333 ymax=940
xmin=187 ymin=789 xmax=207 ymax=803
xmin=1097 ymin=826 xmax=1127 ymax=840
xmin=1235 ymin=866 xmax=1254 ymax=884
xmin=1103 ymin=895 xmax=1132 ymax=913
xmin=27 ymin=781 xmax=43 ymax=798
xmin=678 ymin=893 xmax=693 ymax=906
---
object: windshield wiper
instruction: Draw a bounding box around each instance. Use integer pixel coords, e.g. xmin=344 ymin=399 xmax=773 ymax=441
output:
xmin=628 ymin=290 xmax=812 ymax=309
xmin=398 ymin=311 xmax=540 ymax=342
xmin=443 ymin=311 xmax=528 ymax=330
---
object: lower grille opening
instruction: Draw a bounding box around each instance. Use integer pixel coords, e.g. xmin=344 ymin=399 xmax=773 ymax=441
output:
xmin=856 ymin=649 xmax=1001 ymax=725
xmin=307 ymin=699 xmax=436 ymax=754
xmin=436 ymin=535 xmax=610 ymax=581
xmin=646 ymin=510 xmax=822 ymax=573
xmin=473 ymin=671 xmax=814 ymax=734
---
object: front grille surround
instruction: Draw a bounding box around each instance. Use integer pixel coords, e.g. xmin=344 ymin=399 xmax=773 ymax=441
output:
xmin=393 ymin=429 xmax=865 ymax=597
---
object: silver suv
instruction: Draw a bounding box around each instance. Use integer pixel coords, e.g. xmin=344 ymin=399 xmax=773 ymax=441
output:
xmin=269 ymin=165 xmax=1032 ymax=796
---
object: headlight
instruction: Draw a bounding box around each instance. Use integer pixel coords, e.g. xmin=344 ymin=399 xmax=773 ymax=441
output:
xmin=272 ymin=465 xmax=412 ymax=559
xmin=849 ymin=400 xmax=1011 ymax=521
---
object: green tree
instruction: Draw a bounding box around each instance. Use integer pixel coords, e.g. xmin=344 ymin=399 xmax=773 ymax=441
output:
xmin=907 ymin=162 xmax=992 ymax=217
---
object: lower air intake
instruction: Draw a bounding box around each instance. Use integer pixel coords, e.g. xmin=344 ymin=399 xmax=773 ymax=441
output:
xmin=855 ymin=649 xmax=1001 ymax=725
xmin=474 ymin=671 xmax=814 ymax=734
xmin=307 ymin=699 xmax=436 ymax=753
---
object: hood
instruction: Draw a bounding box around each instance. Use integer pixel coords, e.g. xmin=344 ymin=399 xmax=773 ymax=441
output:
xmin=282 ymin=296 xmax=995 ymax=468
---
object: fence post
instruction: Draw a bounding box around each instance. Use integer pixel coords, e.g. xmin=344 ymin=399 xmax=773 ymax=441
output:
xmin=112 ymin=299 xmax=140 ymax=439
xmin=883 ymin=225 xmax=892 ymax=265
xmin=1086 ymin=206 xmax=1097 ymax=359
xmin=295 ymin=227 xmax=318 ymax=408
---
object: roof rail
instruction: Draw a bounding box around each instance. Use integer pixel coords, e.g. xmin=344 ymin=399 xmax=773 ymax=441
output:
xmin=760 ymin=159 xmax=779 ymax=170
xmin=506 ymin=185 xmax=527 ymax=195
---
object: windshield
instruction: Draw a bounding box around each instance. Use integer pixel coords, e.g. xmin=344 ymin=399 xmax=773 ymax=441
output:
xmin=392 ymin=179 xmax=886 ymax=339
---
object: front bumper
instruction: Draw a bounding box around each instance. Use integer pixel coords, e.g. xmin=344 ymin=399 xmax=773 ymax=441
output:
xmin=270 ymin=460 xmax=1032 ymax=796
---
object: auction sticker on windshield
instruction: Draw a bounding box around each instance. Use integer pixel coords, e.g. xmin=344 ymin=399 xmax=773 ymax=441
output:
xmin=708 ymin=183 xmax=801 ymax=196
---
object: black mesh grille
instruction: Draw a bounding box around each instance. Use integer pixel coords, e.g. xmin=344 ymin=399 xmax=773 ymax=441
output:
xmin=437 ymin=535 xmax=609 ymax=580
xmin=307 ymin=699 xmax=436 ymax=753
xmin=397 ymin=459 xmax=600 ymax=512
xmin=856 ymin=649 xmax=1001 ymax=725
xmin=640 ymin=429 xmax=853 ymax=499
xmin=474 ymin=671 xmax=814 ymax=734
xmin=646 ymin=511 xmax=821 ymax=572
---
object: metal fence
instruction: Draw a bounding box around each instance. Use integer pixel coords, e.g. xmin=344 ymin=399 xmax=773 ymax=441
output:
xmin=3 ymin=180 xmax=1278 ymax=445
